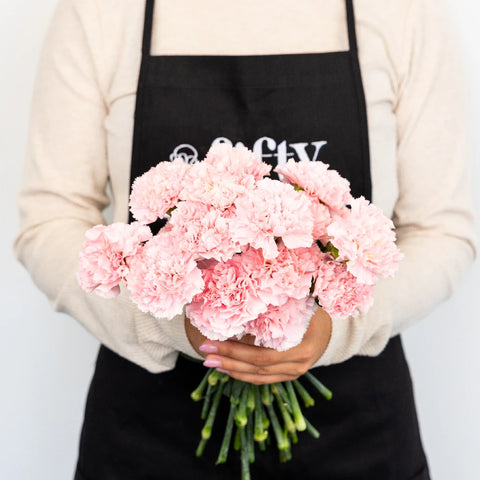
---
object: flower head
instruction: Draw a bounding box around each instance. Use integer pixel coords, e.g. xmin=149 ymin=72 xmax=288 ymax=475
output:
xmin=230 ymin=178 xmax=314 ymax=259
xmin=242 ymin=243 xmax=320 ymax=306
xmin=168 ymin=201 xmax=242 ymax=262
xmin=244 ymin=297 xmax=316 ymax=351
xmin=313 ymin=254 xmax=374 ymax=318
xmin=186 ymin=255 xmax=267 ymax=341
xmin=77 ymin=222 xmax=152 ymax=298
xmin=204 ymin=143 xmax=271 ymax=181
xmin=275 ymin=159 xmax=353 ymax=210
xmin=129 ymin=159 xmax=191 ymax=224
xmin=326 ymin=197 xmax=402 ymax=284
xmin=126 ymin=232 xmax=204 ymax=319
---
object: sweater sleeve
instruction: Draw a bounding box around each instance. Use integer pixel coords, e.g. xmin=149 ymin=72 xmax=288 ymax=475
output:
xmin=14 ymin=0 xmax=202 ymax=373
xmin=315 ymin=0 xmax=476 ymax=366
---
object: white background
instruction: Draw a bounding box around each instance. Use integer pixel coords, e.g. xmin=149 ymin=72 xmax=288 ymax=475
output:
xmin=1 ymin=1 xmax=478 ymax=479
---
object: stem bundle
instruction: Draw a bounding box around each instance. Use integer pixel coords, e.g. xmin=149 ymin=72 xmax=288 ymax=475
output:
xmin=191 ymin=371 xmax=332 ymax=480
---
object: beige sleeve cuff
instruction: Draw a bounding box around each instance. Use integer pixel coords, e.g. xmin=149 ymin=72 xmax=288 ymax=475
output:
xmin=134 ymin=308 xmax=204 ymax=371
xmin=50 ymin=262 xmax=204 ymax=374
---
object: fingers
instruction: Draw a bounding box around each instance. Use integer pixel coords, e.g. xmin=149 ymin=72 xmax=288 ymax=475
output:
xmin=193 ymin=308 xmax=333 ymax=385
xmin=204 ymin=354 xmax=306 ymax=378
xmin=201 ymin=339 xmax=286 ymax=365
xmin=200 ymin=340 xmax=312 ymax=384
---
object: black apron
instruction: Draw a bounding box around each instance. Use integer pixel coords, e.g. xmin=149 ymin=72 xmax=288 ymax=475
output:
xmin=75 ymin=1 xmax=430 ymax=479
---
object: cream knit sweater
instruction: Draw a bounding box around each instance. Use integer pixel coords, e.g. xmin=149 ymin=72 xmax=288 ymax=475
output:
xmin=15 ymin=0 xmax=476 ymax=373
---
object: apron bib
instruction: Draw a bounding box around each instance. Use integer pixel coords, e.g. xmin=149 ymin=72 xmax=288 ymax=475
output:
xmin=75 ymin=1 xmax=430 ymax=478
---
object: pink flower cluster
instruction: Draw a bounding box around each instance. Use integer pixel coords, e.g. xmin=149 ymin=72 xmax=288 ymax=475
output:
xmin=78 ymin=144 xmax=402 ymax=351
xmin=77 ymin=222 xmax=152 ymax=298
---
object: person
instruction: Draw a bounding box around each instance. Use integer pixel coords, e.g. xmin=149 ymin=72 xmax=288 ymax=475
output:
xmin=15 ymin=0 xmax=476 ymax=478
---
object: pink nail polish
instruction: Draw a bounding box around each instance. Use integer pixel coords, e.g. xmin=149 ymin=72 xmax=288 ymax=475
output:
xmin=203 ymin=359 xmax=222 ymax=368
xmin=216 ymin=368 xmax=230 ymax=374
xmin=199 ymin=343 xmax=218 ymax=353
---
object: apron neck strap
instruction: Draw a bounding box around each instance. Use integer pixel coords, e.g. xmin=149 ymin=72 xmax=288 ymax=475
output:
xmin=142 ymin=0 xmax=155 ymax=56
xmin=142 ymin=0 xmax=358 ymax=56
xmin=346 ymin=0 xmax=358 ymax=53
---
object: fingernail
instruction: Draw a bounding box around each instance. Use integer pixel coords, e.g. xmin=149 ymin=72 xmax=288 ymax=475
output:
xmin=199 ymin=343 xmax=218 ymax=353
xmin=203 ymin=359 xmax=222 ymax=368
xmin=216 ymin=368 xmax=230 ymax=374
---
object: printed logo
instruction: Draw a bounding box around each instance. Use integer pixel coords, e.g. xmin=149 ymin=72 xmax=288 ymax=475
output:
xmin=169 ymin=144 xmax=199 ymax=164
xmin=169 ymin=136 xmax=328 ymax=165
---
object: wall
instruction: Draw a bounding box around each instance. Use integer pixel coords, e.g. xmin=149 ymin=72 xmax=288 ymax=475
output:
xmin=1 ymin=1 xmax=478 ymax=478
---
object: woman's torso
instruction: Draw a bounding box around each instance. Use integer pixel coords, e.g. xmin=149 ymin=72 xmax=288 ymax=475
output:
xmin=98 ymin=0 xmax=401 ymax=226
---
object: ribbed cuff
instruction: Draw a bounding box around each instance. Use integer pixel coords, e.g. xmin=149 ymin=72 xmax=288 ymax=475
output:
xmin=134 ymin=308 xmax=203 ymax=371
xmin=312 ymin=282 xmax=394 ymax=367
xmin=313 ymin=316 xmax=354 ymax=367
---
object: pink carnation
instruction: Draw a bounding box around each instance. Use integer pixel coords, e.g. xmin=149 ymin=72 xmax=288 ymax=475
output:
xmin=314 ymin=254 xmax=374 ymax=318
xmin=77 ymin=222 xmax=152 ymax=298
xmin=275 ymin=159 xmax=353 ymax=210
xmin=309 ymin=198 xmax=332 ymax=241
xmin=126 ymin=232 xmax=204 ymax=319
xmin=168 ymin=201 xmax=242 ymax=262
xmin=230 ymin=178 xmax=314 ymax=259
xmin=204 ymin=143 xmax=271 ymax=182
xmin=244 ymin=297 xmax=316 ymax=351
xmin=179 ymin=144 xmax=270 ymax=209
xmin=326 ymin=197 xmax=402 ymax=284
xmin=242 ymin=243 xmax=320 ymax=306
xmin=186 ymin=256 xmax=267 ymax=341
xmin=129 ymin=158 xmax=191 ymax=224
xmin=180 ymin=161 xmax=248 ymax=210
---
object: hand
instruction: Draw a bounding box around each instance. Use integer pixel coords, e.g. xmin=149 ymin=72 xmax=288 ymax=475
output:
xmin=184 ymin=307 xmax=332 ymax=385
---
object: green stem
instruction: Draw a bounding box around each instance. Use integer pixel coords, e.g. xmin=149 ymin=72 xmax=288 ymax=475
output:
xmin=216 ymin=403 xmax=236 ymax=465
xmin=272 ymin=384 xmax=296 ymax=434
xmin=286 ymin=381 xmax=306 ymax=431
xmin=285 ymin=444 xmax=292 ymax=461
xmin=305 ymin=417 xmax=321 ymax=439
xmin=235 ymin=383 xmax=250 ymax=427
xmin=201 ymin=383 xmax=214 ymax=420
xmin=201 ymin=379 xmax=225 ymax=440
xmin=275 ymin=382 xmax=291 ymax=409
xmin=240 ymin=426 xmax=251 ymax=480
xmin=195 ymin=438 xmax=208 ymax=458
xmin=254 ymin=387 xmax=268 ymax=442
xmin=266 ymin=403 xmax=290 ymax=451
xmin=208 ymin=368 xmax=221 ymax=386
xmin=304 ymin=372 xmax=333 ymax=400
xmin=260 ymin=384 xmax=272 ymax=405
xmin=191 ymin=369 xmax=211 ymax=402
xmin=262 ymin=413 xmax=270 ymax=431
xmin=247 ymin=410 xmax=255 ymax=463
xmin=293 ymin=379 xmax=315 ymax=407
xmin=233 ymin=426 xmax=241 ymax=451
xmin=230 ymin=379 xmax=244 ymax=405
xmin=279 ymin=444 xmax=292 ymax=463
xmin=223 ymin=380 xmax=232 ymax=397
xmin=247 ymin=384 xmax=255 ymax=412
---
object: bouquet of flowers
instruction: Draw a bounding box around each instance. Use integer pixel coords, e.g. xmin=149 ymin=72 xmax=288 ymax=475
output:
xmin=77 ymin=144 xmax=402 ymax=479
